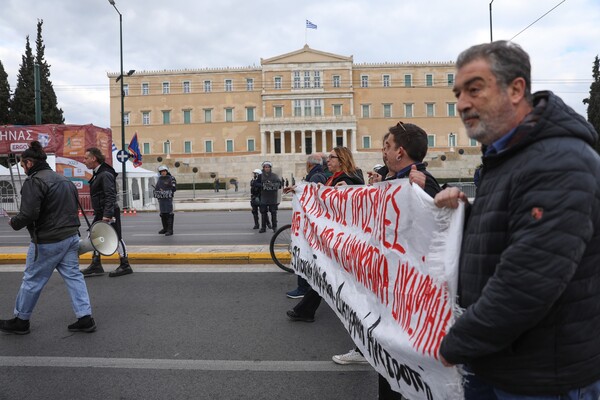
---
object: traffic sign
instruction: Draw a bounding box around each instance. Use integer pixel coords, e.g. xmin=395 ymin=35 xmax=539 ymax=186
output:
xmin=116 ymin=150 xmax=130 ymax=163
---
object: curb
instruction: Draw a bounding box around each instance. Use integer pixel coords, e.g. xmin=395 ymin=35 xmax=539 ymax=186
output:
xmin=0 ymin=252 xmax=278 ymax=265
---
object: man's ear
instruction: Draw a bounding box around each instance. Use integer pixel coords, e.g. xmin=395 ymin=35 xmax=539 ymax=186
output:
xmin=508 ymin=77 xmax=527 ymax=104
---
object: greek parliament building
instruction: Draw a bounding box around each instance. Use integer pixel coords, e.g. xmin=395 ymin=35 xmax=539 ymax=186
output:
xmin=108 ymin=45 xmax=480 ymax=187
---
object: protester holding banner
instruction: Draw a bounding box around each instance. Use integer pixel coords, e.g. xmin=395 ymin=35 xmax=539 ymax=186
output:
xmin=154 ymin=165 xmax=177 ymax=236
xmin=0 ymin=141 xmax=96 ymax=335
xmin=286 ymin=146 xmax=364 ymax=322
xmin=435 ymin=41 xmax=600 ymax=398
xmin=81 ymin=147 xmax=133 ymax=278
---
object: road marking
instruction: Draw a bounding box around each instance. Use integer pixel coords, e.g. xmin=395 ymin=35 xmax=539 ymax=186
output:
xmin=0 ymin=265 xmax=283 ymax=273
xmin=0 ymin=356 xmax=372 ymax=372
xmin=132 ymin=233 xmax=257 ymax=236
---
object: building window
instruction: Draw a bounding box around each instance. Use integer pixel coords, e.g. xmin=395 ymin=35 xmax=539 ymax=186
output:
xmin=383 ymin=104 xmax=392 ymax=118
xmin=448 ymin=133 xmax=457 ymax=147
xmin=447 ymin=73 xmax=455 ymax=86
xmin=204 ymin=80 xmax=212 ymax=92
xmin=142 ymin=83 xmax=149 ymax=95
xmin=143 ymin=143 xmax=150 ymax=154
xmin=404 ymin=103 xmax=413 ymax=118
xmin=184 ymin=141 xmax=192 ymax=153
xmin=426 ymin=74 xmax=433 ymax=87
xmin=447 ymin=103 xmax=456 ymax=117
xmin=428 ymin=135 xmax=435 ymax=148
xmin=183 ymin=109 xmax=191 ymax=124
xmin=162 ymin=82 xmax=170 ymax=94
xmin=246 ymin=78 xmax=254 ymax=91
xmin=426 ymin=103 xmax=435 ymax=117
xmin=470 ymin=138 xmax=478 ymax=146
xmin=163 ymin=141 xmax=171 ymax=154
xmin=361 ymin=75 xmax=369 ymax=88
xmin=124 ymin=112 xmax=130 ymax=126
xmin=333 ymin=104 xmax=342 ymax=116
xmin=274 ymin=76 xmax=282 ymax=89
xmin=183 ymin=81 xmax=191 ymax=93
xmin=333 ymin=75 xmax=340 ymax=88
xmin=383 ymin=75 xmax=390 ymax=88
xmin=304 ymin=100 xmax=311 ymax=117
xmin=274 ymin=106 xmax=283 ymax=118
xmin=162 ymin=110 xmax=170 ymax=125
xmin=142 ymin=111 xmax=150 ymax=125
xmin=247 ymin=138 xmax=255 ymax=152
xmin=225 ymin=79 xmax=233 ymax=92
xmin=123 ymin=84 xmax=129 ymax=96
xmin=361 ymin=104 xmax=370 ymax=118
xmin=225 ymin=108 xmax=233 ymax=122
xmin=314 ymin=99 xmax=322 ymax=116
xmin=204 ymin=109 xmax=212 ymax=123
xmin=404 ymin=74 xmax=412 ymax=87
xmin=205 ymin=140 xmax=213 ymax=153
xmin=246 ymin=107 xmax=255 ymax=122
xmin=313 ymin=71 xmax=321 ymax=88
xmin=226 ymin=139 xmax=234 ymax=152
xmin=362 ymin=136 xmax=371 ymax=149
xmin=304 ymin=71 xmax=310 ymax=88
xmin=294 ymin=100 xmax=302 ymax=117
xmin=293 ymin=71 xmax=301 ymax=89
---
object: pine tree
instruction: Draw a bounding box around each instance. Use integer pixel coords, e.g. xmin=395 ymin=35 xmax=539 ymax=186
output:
xmin=10 ymin=36 xmax=36 ymax=125
xmin=583 ymin=55 xmax=600 ymax=155
xmin=0 ymin=60 xmax=10 ymax=124
xmin=35 ymin=19 xmax=64 ymax=124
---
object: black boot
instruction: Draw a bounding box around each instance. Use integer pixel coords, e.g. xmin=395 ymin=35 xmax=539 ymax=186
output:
xmin=165 ymin=214 xmax=174 ymax=236
xmin=81 ymin=254 xmax=104 ymax=277
xmin=253 ymin=213 xmax=259 ymax=229
xmin=158 ymin=214 xmax=168 ymax=234
xmin=109 ymin=256 xmax=133 ymax=277
xmin=271 ymin=212 xmax=278 ymax=231
xmin=259 ymin=214 xmax=267 ymax=233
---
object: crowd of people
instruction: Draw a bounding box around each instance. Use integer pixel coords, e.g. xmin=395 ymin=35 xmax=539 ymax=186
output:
xmin=2 ymin=40 xmax=600 ymax=400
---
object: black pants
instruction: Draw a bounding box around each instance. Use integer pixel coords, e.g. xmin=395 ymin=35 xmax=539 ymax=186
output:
xmin=293 ymin=288 xmax=321 ymax=317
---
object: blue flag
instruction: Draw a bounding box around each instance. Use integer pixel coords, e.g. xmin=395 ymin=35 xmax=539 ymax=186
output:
xmin=128 ymin=132 xmax=143 ymax=167
xmin=306 ymin=20 xmax=317 ymax=29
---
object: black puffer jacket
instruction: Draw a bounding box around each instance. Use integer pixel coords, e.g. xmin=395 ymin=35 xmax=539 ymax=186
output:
xmin=440 ymin=92 xmax=600 ymax=394
xmin=89 ymin=162 xmax=119 ymax=219
xmin=11 ymin=164 xmax=80 ymax=243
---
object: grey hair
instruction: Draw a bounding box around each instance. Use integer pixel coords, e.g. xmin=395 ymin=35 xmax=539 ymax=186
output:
xmin=306 ymin=154 xmax=322 ymax=166
xmin=456 ymin=40 xmax=533 ymax=105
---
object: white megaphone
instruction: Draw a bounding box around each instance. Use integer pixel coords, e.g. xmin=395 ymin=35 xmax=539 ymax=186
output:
xmin=79 ymin=221 xmax=119 ymax=256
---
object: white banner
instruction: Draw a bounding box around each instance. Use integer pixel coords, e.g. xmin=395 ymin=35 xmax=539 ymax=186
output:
xmin=291 ymin=180 xmax=465 ymax=400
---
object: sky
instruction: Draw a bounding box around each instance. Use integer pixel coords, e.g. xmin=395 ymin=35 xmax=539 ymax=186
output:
xmin=0 ymin=0 xmax=598 ymax=128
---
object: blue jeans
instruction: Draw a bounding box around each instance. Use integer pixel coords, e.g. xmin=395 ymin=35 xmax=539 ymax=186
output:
xmin=14 ymin=235 xmax=92 ymax=320
xmin=465 ymin=369 xmax=600 ymax=400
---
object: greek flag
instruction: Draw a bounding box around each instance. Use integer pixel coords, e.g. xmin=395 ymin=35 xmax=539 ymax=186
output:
xmin=306 ymin=20 xmax=317 ymax=29
xmin=111 ymin=142 xmax=118 ymax=153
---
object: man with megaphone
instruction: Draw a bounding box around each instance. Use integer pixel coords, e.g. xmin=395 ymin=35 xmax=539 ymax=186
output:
xmin=80 ymin=147 xmax=133 ymax=277
xmin=0 ymin=141 xmax=96 ymax=335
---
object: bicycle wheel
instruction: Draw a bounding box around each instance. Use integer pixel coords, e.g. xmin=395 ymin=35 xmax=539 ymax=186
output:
xmin=269 ymin=224 xmax=293 ymax=273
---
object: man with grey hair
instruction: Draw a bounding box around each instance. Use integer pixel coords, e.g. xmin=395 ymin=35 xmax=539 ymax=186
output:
xmin=435 ymin=41 xmax=600 ymax=399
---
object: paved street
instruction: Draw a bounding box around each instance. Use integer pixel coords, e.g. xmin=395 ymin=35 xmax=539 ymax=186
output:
xmin=0 ymin=265 xmax=377 ymax=399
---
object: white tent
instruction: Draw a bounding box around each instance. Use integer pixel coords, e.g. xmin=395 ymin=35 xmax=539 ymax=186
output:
xmin=111 ymin=149 xmax=157 ymax=210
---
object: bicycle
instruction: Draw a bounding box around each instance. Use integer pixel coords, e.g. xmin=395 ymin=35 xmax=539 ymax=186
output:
xmin=269 ymin=224 xmax=294 ymax=273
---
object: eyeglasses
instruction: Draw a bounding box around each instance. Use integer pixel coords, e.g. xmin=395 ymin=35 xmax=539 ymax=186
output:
xmin=396 ymin=121 xmax=407 ymax=132
xmin=327 ymin=155 xmax=339 ymax=160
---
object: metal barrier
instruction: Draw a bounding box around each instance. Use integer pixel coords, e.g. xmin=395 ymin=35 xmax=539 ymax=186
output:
xmin=0 ymin=183 xmax=19 ymax=212
xmin=446 ymin=182 xmax=477 ymax=199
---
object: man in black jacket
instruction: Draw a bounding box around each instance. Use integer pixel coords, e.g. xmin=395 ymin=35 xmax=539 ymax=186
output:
xmin=81 ymin=147 xmax=133 ymax=278
xmin=435 ymin=41 xmax=600 ymax=398
xmin=0 ymin=141 xmax=96 ymax=335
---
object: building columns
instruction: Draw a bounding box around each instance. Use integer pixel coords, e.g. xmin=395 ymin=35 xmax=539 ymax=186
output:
xmin=261 ymin=130 xmax=266 ymax=155
xmin=270 ymin=130 xmax=275 ymax=155
xmin=321 ymin=130 xmax=327 ymax=152
xmin=350 ymin=129 xmax=357 ymax=152
xmin=290 ymin=130 xmax=296 ymax=154
xmin=301 ymin=130 xmax=306 ymax=154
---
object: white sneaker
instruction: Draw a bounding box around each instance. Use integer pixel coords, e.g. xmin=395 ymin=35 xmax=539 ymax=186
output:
xmin=332 ymin=349 xmax=369 ymax=365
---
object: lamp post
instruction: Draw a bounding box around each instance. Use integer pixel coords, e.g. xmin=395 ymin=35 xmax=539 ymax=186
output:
xmin=489 ymin=0 xmax=495 ymax=42
xmin=108 ymin=0 xmax=129 ymax=209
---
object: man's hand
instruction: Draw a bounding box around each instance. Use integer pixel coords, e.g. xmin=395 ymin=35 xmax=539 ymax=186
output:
xmin=282 ymin=185 xmax=296 ymax=194
xmin=367 ymin=171 xmax=383 ymax=185
xmin=434 ymin=187 xmax=468 ymax=209
xmin=408 ymin=165 xmax=426 ymax=189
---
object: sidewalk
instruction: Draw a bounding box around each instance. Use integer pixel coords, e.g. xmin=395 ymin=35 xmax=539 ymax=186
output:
xmin=0 ymin=189 xmax=289 ymax=265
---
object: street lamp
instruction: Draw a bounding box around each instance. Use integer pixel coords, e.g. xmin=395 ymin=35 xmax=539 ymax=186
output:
xmin=489 ymin=0 xmax=494 ymax=42
xmin=108 ymin=0 xmax=129 ymax=209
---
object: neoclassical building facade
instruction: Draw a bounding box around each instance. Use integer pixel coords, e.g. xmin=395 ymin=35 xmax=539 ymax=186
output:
xmin=108 ymin=46 xmax=478 ymax=183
